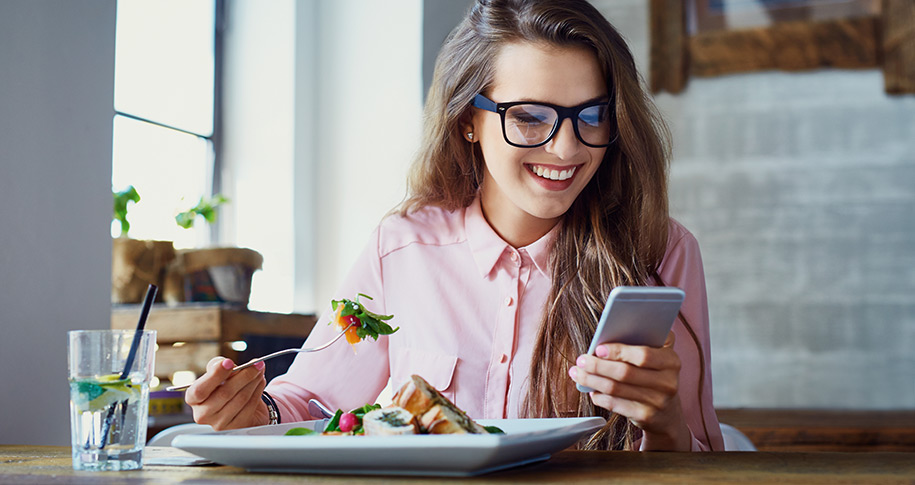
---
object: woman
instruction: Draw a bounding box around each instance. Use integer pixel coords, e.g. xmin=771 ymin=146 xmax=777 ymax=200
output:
xmin=186 ymin=0 xmax=723 ymax=451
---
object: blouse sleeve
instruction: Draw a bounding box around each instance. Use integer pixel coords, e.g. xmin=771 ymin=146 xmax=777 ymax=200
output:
xmin=266 ymin=226 xmax=391 ymax=422
xmin=652 ymin=220 xmax=724 ymax=451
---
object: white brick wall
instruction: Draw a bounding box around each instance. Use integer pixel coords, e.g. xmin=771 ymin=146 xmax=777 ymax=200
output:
xmin=658 ymin=70 xmax=915 ymax=408
xmin=599 ymin=1 xmax=915 ymax=409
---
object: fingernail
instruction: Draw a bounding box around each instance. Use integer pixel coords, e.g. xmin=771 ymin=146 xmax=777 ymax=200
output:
xmin=576 ymin=355 xmax=586 ymax=367
xmin=254 ymin=361 xmax=265 ymax=371
xmin=568 ymin=366 xmax=578 ymax=379
xmin=221 ymin=358 xmax=235 ymax=370
xmin=596 ymin=345 xmax=609 ymax=358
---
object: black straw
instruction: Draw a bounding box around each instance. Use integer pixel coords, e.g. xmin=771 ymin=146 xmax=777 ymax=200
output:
xmin=98 ymin=284 xmax=157 ymax=450
xmin=120 ymin=284 xmax=157 ymax=379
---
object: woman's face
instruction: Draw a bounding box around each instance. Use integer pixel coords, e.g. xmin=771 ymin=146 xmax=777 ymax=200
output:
xmin=470 ymin=41 xmax=609 ymax=244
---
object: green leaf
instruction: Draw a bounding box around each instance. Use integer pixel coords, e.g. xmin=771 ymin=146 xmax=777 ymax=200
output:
xmin=483 ymin=425 xmax=505 ymax=435
xmin=284 ymin=427 xmax=316 ymax=436
xmin=112 ymin=186 xmax=140 ymax=236
xmin=175 ymin=193 xmax=229 ymax=230
xmin=324 ymin=409 xmax=344 ymax=433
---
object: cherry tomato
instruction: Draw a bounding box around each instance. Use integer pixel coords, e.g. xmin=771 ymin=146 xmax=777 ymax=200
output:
xmin=339 ymin=412 xmax=358 ymax=433
xmin=342 ymin=315 xmax=361 ymax=344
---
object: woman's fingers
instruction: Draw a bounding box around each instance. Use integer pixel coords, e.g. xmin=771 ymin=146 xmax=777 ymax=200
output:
xmin=185 ymin=357 xmax=236 ymax=406
xmin=184 ymin=355 xmax=267 ymax=430
xmin=224 ymin=377 xmax=268 ymax=430
xmin=571 ymin=363 xmax=675 ymax=408
xmin=575 ymin=354 xmax=679 ymax=394
xmin=200 ymin=366 xmax=266 ymax=430
xmin=592 ymin=332 xmax=678 ymax=370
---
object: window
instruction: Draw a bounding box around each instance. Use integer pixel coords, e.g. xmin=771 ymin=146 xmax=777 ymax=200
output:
xmin=111 ymin=0 xmax=219 ymax=248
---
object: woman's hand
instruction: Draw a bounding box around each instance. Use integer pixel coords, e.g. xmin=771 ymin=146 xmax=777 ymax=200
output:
xmin=184 ymin=356 xmax=269 ymax=431
xmin=569 ymin=331 xmax=691 ymax=450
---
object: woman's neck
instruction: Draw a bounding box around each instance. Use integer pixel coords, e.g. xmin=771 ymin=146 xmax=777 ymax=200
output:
xmin=480 ymin=191 xmax=560 ymax=248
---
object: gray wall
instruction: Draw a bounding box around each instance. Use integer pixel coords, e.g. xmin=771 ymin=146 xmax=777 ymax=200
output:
xmin=0 ymin=1 xmax=116 ymax=445
xmin=422 ymin=0 xmax=473 ymax=99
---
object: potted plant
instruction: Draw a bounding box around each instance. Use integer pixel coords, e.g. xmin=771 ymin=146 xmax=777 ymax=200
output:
xmin=161 ymin=194 xmax=263 ymax=307
xmin=111 ymin=186 xmax=176 ymax=304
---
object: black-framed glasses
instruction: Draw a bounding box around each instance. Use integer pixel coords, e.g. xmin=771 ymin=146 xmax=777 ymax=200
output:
xmin=472 ymin=93 xmax=617 ymax=148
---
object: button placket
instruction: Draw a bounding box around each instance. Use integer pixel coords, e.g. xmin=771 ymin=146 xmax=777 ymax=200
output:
xmin=485 ymin=249 xmax=522 ymax=418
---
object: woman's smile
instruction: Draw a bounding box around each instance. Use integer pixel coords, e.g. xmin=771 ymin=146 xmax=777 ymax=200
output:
xmin=525 ymin=163 xmax=582 ymax=190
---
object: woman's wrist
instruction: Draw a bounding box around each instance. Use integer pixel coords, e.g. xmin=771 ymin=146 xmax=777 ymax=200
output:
xmin=261 ymin=391 xmax=281 ymax=425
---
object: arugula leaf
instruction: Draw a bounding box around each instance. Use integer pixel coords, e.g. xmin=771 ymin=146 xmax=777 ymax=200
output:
xmin=329 ymin=294 xmax=399 ymax=342
xmin=321 ymin=404 xmax=382 ymax=435
xmin=324 ymin=409 xmax=344 ymax=433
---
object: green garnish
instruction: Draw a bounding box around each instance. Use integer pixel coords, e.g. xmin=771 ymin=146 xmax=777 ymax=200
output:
xmin=331 ymin=294 xmax=399 ymax=342
xmin=322 ymin=403 xmax=382 ymax=435
xmin=484 ymin=425 xmax=505 ymax=435
xmin=70 ymin=374 xmax=137 ymax=412
xmin=284 ymin=427 xmax=316 ymax=436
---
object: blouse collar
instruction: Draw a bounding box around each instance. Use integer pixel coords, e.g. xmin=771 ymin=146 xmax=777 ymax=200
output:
xmin=464 ymin=196 xmax=556 ymax=279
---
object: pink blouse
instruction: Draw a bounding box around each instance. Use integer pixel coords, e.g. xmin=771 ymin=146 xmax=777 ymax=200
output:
xmin=267 ymin=197 xmax=724 ymax=451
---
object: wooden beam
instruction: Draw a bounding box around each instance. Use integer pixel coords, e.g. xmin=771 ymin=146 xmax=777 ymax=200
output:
xmin=882 ymin=0 xmax=915 ymax=94
xmin=649 ymin=0 xmax=687 ymax=94
xmin=690 ymin=16 xmax=880 ymax=77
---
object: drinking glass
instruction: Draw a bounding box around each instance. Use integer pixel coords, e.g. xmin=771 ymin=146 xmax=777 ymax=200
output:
xmin=68 ymin=329 xmax=156 ymax=471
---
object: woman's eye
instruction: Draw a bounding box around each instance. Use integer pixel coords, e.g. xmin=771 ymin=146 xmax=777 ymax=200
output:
xmin=511 ymin=113 xmax=544 ymax=124
xmin=506 ymin=105 xmax=554 ymax=126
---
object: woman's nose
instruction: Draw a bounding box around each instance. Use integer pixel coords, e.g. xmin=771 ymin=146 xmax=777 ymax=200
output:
xmin=544 ymin=118 xmax=582 ymax=160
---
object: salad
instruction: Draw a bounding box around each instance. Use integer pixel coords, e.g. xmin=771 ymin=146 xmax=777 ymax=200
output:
xmin=330 ymin=293 xmax=398 ymax=348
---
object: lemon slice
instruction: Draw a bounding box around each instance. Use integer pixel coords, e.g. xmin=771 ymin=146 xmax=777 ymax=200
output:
xmin=71 ymin=374 xmax=138 ymax=412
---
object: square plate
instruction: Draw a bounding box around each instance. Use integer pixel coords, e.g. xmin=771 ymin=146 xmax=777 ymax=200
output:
xmin=172 ymin=417 xmax=606 ymax=477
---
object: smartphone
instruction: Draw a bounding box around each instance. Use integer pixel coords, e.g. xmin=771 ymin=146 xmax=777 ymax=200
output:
xmin=576 ymin=286 xmax=685 ymax=393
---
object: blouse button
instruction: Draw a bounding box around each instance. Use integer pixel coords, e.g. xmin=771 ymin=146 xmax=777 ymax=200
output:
xmin=510 ymin=251 xmax=519 ymax=263
xmin=504 ymin=296 xmax=513 ymax=306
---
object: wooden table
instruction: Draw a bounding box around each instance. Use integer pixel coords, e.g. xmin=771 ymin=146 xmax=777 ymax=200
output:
xmin=2 ymin=446 xmax=913 ymax=484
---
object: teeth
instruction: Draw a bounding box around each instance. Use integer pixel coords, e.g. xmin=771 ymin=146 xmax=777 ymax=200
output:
xmin=531 ymin=165 xmax=576 ymax=181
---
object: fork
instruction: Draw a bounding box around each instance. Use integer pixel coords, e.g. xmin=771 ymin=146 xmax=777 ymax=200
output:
xmin=165 ymin=323 xmax=355 ymax=392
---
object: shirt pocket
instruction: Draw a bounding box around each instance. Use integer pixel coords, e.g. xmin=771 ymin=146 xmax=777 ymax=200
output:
xmin=390 ymin=346 xmax=458 ymax=402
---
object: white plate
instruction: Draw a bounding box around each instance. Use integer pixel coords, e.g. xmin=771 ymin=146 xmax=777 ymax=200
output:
xmin=172 ymin=417 xmax=606 ymax=477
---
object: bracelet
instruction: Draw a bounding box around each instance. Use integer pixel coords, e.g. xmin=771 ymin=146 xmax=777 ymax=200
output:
xmin=261 ymin=391 xmax=281 ymax=425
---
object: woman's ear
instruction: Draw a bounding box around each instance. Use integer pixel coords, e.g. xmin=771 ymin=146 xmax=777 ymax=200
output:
xmin=461 ymin=123 xmax=476 ymax=143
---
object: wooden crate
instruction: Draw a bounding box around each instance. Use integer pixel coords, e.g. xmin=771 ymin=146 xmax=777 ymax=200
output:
xmin=111 ymin=304 xmax=317 ymax=381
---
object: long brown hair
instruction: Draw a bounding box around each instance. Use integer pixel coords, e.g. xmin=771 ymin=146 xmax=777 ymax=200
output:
xmin=401 ymin=0 xmax=675 ymax=449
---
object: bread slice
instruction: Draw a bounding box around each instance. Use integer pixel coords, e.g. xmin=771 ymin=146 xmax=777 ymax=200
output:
xmin=363 ymin=406 xmax=418 ymax=436
xmin=391 ymin=374 xmax=486 ymax=435
xmin=391 ymin=375 xmax=437 ymax=416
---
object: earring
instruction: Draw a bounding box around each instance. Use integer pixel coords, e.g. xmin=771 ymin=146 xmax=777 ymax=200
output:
xmin=466 ymin=132 xmax=474 ymax=141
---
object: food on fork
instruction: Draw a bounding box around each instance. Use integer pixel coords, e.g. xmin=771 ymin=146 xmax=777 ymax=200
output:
xmin=330 ymin=293 xmax=398 ymax=348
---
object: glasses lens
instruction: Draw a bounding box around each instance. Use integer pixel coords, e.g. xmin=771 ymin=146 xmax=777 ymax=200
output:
xmin=503 ymin=104 xmax=557 ymax=146
xmin=577 ymin=104 xmax=613 ymax=146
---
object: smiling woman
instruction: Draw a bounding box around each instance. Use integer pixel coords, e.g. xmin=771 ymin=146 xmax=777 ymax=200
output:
xmin=181 ymin=0 xmax=723 ymax=453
